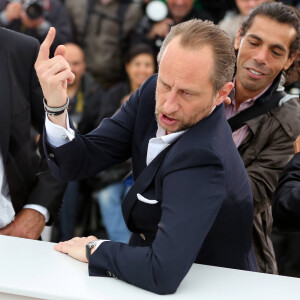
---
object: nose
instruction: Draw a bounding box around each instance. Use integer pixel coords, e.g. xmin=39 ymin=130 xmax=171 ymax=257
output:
xmin=253 ymin=47 xmax=268 ymax=65
xmin=163 ymin=90 xmax=180 ymax=115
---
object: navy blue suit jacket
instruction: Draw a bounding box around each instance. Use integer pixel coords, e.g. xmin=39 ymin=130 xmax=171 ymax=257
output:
xmin=45 ymin=74 xmax=256 ymax=294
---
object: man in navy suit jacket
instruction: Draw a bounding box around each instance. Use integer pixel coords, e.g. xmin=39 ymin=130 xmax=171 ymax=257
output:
xmin=36 ymin=20 xmax=256 ymax=294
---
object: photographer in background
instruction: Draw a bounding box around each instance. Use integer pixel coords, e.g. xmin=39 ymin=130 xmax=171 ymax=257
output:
xmin=0 ymin=0 xmax=72 ymax=56
xmin=130 ymin=0 xmax=213 ymax=59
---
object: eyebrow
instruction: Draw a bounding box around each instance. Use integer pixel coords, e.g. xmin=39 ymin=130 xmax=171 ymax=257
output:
xmin=247 ymin=34 xmax=287 ymax=52
xmin=159 ymin=77 xmax=200 ymax=95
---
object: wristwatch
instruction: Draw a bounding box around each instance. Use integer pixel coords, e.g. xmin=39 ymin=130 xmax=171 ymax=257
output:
xmin=86 ymin=240 xmax=98 ymax=261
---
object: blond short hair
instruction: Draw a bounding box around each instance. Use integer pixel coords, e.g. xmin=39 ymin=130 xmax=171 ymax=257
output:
xmin=157 ymin=19 xmax=236 ymax=94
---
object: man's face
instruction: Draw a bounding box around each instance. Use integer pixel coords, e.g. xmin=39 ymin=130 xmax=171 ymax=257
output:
xmin=167 ymin=0 xmax=194 ymax=21
xmin=234 ymin=15 xmax=296 ymax=99
xmin=64 ymin=44 xmax=86 ymax=87
xmin=155 ymin=37 xmax=231 ymax=134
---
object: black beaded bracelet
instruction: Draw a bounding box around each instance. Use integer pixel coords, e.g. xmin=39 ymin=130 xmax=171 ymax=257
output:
xmin=43 ymin=97 xmax=69 ymax=116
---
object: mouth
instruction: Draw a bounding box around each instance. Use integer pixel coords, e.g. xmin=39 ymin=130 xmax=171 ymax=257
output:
xmin=159 ymin=112 xmax=178 ymax=126
xmin=246 ymin=68 xmax=265 ymax=79
xmin=246 ymin=68 xmax=266 ymax=77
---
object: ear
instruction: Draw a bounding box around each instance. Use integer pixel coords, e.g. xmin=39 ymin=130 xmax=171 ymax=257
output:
xmin=283 ymin=51 xmax=297 ymax=71
xmin=215 ymin=82 xmax=234 ymax=106
xmin=234 ymin=29 xmax=242 ymax=51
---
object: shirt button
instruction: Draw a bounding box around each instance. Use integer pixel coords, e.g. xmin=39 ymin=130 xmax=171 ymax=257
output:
xmin=140 ymin=233 xmax=146 ymax=240
xmin=62 ymin=134 xmax=68 ymax=140
xmin=49 ymin=153 xmax=54 ymax=158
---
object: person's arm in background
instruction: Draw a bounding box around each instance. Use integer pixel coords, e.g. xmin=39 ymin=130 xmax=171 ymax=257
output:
xmin=273 ymin=135 xmax=300 ymax=232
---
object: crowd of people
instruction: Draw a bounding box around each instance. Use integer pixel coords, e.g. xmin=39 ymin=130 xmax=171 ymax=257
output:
xmin=0 ymin=0 xmax=300 ymax=294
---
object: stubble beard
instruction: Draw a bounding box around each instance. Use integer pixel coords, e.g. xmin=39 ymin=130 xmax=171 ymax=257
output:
xmin=155 ymin=95 xmax=215 ymax=134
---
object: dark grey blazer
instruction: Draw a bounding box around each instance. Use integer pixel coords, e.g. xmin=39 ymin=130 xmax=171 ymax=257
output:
xmin=0 ymin=27 xmax=65 ymax=221
xmin=45 ymin=74 xmax=256 ymax=294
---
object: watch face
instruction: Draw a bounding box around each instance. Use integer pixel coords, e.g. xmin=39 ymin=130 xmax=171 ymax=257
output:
xmin=86 ymin=241 xmax=98 ymax=261
xmin=88 ymin=241 xmax=97 ymax=248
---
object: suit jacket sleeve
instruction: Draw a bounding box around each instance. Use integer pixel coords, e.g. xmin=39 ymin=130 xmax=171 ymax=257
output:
xmin=273 ymin=152 xmax=300 ymax=232
xmin=88 ymin=149 xmax=226 ymax=295
xmin=44 ymin=78 xmax=143 ymax=182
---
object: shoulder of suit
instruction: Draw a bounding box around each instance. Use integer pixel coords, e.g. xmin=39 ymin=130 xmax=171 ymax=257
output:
xmin=0 ymin=27 xmax=39 ymax=50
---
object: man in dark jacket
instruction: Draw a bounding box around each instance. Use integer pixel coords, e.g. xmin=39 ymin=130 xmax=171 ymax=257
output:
xmin=35 ymin=20 xmax=256 ymax=294
xmin=0 ymin=27 xmax=65 ymax=239
xmin=272 ymin=136 xmax=300 ymax=277
xmin=273 ymin=135 xmax=300 ymax=232
xmin=225 ymin=2 xmax=300 ymax=273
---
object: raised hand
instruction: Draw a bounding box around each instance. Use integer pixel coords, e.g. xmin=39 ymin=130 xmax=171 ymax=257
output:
xmin=35 ymin=27 xmax=75 ymax=109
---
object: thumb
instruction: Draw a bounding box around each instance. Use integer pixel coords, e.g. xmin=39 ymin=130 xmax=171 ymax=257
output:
xmin=36 ymin=27 xmax=56 ymax=63
xmin=54 ymin=44 xmax=66 ymax=58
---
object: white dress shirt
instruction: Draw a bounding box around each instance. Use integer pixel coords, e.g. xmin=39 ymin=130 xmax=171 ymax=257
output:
xmin=0 ymin=153 xmax=15 ymax=228
xmin=0 ymin=150 xmax=49 ymax=228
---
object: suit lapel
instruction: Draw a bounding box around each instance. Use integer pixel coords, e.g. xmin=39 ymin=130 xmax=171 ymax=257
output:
xmin=0 ymin=47 xmax=12 ymax=164
xmin=122 ymin=142 xmax=176 ymax=225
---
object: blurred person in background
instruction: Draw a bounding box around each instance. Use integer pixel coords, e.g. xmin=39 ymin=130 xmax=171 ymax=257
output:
xmin=130 ymin=0 xmax=213 ymax=61
xmin=93 ymin=44 xmax=156 ymax=243
xmin=65 ymin=0 xmax=143 ymax=89
xmin=198 ymin=0 xmax=236 ymax=23
xmin=0 ymin=0 xmax=72 ymax=56
xmin=218 ymin=0 xmax=270 ymax=42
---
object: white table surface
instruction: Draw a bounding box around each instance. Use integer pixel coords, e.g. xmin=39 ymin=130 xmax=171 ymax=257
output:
xmin=0 ymin=235 xmax=299 ymax=300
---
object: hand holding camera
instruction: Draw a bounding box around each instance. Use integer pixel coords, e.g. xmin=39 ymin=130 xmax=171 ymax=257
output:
xmin=147 ymin=18 xmax=174 ymax=39
xmin=6 ymin=0 xmax=44 ymax=25
xmin=5 ymin=1 xmax=22 ymax=21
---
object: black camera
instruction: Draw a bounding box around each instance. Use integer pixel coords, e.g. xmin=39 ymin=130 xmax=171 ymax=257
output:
xmin=9 ymin=0 xmax=43 ymax=19
xmin=23 ymin=0 xmax=43 ymax=20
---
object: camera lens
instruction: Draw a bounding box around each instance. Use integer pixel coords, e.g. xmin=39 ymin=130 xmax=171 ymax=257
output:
xmin=23 ymin=1 xmax=43 ymax=20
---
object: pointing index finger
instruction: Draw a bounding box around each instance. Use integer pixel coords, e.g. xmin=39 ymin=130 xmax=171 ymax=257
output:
xmin=36 ymin=27 xmax=56 ymax=63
